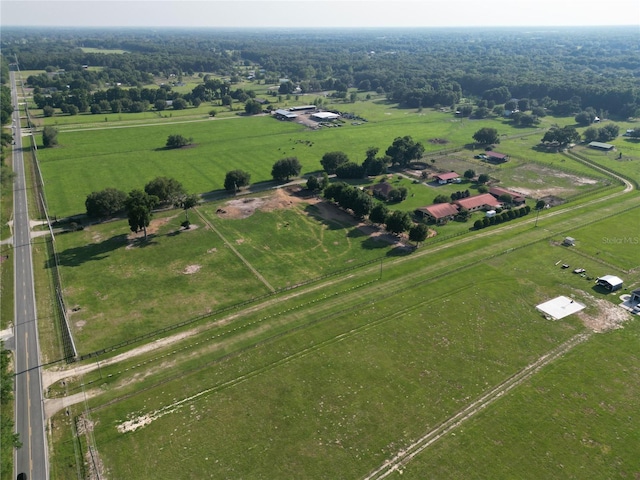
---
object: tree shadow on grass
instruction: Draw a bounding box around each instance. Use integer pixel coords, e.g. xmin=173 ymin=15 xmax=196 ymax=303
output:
xmin=304 ymin=204 xmax=354 ymax=231
xmin=48 ymin=234 xmax=129 ymax=268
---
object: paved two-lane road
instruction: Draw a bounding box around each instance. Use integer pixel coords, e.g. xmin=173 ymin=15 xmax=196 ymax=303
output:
xmin=10 ymin=67 xmax=49 ymax=480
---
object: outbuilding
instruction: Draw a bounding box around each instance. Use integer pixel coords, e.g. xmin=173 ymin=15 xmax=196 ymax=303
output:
xmin=485 ymin=151 xmax=509 ymax=163
xmin=562 ymin=236 xmax=576 ymax=246
xmin=631 ymin=288 xmax=640 ymax=304
xmin=274 ymin=109 xmax=298 ymax=120
xmin=596 ymin=275 xmax=623 ymax=291
xmin=588 ymin=141 xmax=615 ymax=151
xmin=311 ymin=111 xmax=340 ymax=121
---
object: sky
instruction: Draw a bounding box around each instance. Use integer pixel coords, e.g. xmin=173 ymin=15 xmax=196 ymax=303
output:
xmin=1 ymin=0 xmax=639 ymax=28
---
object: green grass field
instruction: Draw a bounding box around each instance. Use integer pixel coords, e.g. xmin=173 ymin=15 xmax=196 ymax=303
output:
xmin=23 ymin=93 xmax=640 ymax=479
xmin=36 ymin=106 xmax=610 ymax=219
xmin=399 ymin=318 xmax=640 ymax=479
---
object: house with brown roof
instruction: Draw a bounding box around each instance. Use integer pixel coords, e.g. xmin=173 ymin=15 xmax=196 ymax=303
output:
xmin=371 ymin=181 xmax=394 ymax=200
xmin=489 ymin=186 xmax=525 ymax=205
xmin=434 ymin=172 xmax=461 ymax=184
xmin=454 ymin=193 xmax=502 ymax=212
xmin=416 ymin=203 xmax=459 ymax=223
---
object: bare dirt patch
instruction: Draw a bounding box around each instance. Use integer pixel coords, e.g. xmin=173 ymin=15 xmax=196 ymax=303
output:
xmin=577 ymin=294 xmax=632 ymax=332
xmin=183 ymin=264 xmax=201 ymax=275
xmin=217 ymin=187 xmax=316 ymax=219
xmin=509 ymin=164 xmax=600 ymax=198
xmin=429 ymin=138 xmax=449 ymax=145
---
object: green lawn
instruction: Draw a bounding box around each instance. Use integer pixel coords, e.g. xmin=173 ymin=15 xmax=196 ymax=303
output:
xmin=54 ymin=209 xmax=270 ymax=353
xmin=48 ymin=185 xmax=640 ymax=479
xmin=86 ymin=259 xmax=586 ymax=479
xmin=399 ymin=318 xmax=640 ymax=479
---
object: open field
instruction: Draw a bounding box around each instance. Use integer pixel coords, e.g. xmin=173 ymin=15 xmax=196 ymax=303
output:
xmin=50 ymin=227 xmax=639 ymax=479
xmin=36 ymin=105 xmax=613 ymax=219
xmin=15 ymin=86 xmax=640 ymax=479
xmin=399 ymin=318 xmax=640 ymax=479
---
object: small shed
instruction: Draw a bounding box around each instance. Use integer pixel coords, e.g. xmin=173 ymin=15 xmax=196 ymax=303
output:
xmin=563 ymin=237 xmax=576 ymax=246
xmin=630 ymin=288 xmax=640 ymax=304
xmin=596 ymin=275 xmax=623 ymax=291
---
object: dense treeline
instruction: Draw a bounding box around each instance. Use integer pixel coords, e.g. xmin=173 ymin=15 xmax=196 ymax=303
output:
xmin=1 ymin=26 xmax=638 ymax=118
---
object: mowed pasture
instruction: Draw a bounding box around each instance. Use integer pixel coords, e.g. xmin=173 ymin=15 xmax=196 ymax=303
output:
xmin=52 ymin=198 xmax=640 ymax=479
xmin=80 ymin=231 xmax=640 ymax=478
xmin=54 ymin=192 xmax=401 ymax=354
xmin=399 ymin=319 xmax=640 ymax=479
xmin=84 ymin=258 xmax=587 ymax=479
xmin=38 ymin=99 xmax=640 ymax=479
xmin=37 ymin=105 xmax=580 ymax=218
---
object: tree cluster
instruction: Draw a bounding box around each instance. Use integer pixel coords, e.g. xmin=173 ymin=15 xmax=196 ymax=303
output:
xmin=1 ymin=345 xmax=22 ymax=478
xmin=450 ymin=190 xmax=470 ymax=201
xmin=324 ymin=182 xmax=374 ymax=219
xmin=84 ymin=177 xmax=198 ymax=235
xmin=541 ymin=126 xmax=581 ymax=147
xmin=582 ymin=123 xmax=620 ymax=143
xmin=6 ymin=27 xmax=639 ymax=120
xmin=473 ymin=205 xmax=531 ymax=229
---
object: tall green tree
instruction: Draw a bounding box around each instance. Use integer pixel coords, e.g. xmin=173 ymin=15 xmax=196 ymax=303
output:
xmin=369 ymin=203 xmax=389 ymax=224
xmin=320 ymin=151 xmax=349 ymax=174
xmin=125 ymin=189 xmax=158 ymax=240
xmin=144 ymin=177 xmax=185 ymax=205
xmin=385 ymin=136 xmax=424 ymax=167
xmin=472 ymin=127 xmax=499 ymax=145
xmin=42 ymin=126 xmax=58 ymax=148
xmin=224 ymin=169 xmax=251 ymax=192
xmin=85 ymin=187 xmax=127 ymax=218
xmin=271 ymin=157 xmax=302 ymax=182
xmin=385 ymin=210 xmax=412 ymax=235
xmin=177 ymin=193 xmax=199 ymax=225
xmin=409 ymin=223 xmax=429 ymax=246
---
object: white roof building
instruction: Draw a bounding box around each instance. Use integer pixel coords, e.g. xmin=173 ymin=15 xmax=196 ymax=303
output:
xmin=311 ymin=111 xmax=340 ymax=121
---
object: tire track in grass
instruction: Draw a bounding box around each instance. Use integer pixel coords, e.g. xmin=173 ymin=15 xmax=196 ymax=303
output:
xmin=363 ymin=332 xmax=591 ymax=480
xmin=111 ymin=282 xmax=456 ymax=432
xmin=195 ymin=207 xmax=276 ymax=293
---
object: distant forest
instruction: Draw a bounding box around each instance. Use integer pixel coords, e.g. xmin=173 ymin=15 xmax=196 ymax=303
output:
xmin=1 ymin=26 xmax=638 ymax=118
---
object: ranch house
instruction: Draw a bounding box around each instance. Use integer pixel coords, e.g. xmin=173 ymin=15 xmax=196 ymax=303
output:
xmin=454 ymin=193 xmax=502 ymax=212
xmin=371 ymin=182 xmax=394 ymax=200
xmin=416 ymin=203 xmax=459 ymax=223
xmin=434 ymin=172 xmax=460 ymax=184
xmin=489 ymin=186 xmax=526 ymax=205
xmin=485 ymin=151 xmax=509 ymax=163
